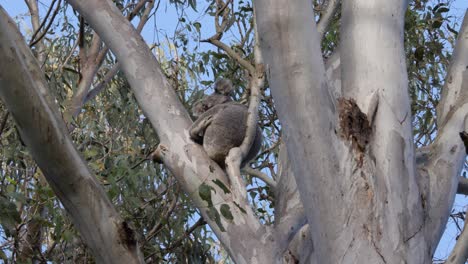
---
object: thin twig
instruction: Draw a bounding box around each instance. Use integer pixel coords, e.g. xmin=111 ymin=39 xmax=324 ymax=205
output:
xmin=29 ymin=0 xmax=57 ymax=46
xmin=445 ymin=207 xmax=468 ymax=264
xmin=243 ymin=167 xmax=277 ymax=189
xmin=203 ymin=38 xmax=255 ymax=74
xmin=29 ymin=0 xmax=62 ymax=47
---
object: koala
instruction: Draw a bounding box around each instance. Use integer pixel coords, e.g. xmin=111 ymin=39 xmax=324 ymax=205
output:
xmin=190 ymin=79 xmax=262 ymax=168
xmin=192 ymin=79 xmax=233 ymax=117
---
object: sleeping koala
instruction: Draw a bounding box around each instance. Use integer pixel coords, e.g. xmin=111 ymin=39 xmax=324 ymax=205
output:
xmin=190 ymin=79 xmax=262 ymax=168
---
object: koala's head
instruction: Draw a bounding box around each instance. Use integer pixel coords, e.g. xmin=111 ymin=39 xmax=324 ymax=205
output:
xmin=214 ymin=78 xmax=234 ymax=96
xmin=191 ymin=94 xmax=232 ymax=117
xmin=191 ymin=79 xmax=234 ymax=118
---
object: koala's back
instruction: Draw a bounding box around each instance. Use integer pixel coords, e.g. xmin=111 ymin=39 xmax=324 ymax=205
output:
xmin=203 ymin=103 xmax=249 ymax=164
xmin=192 ymin=94 xmax=232 ymax=117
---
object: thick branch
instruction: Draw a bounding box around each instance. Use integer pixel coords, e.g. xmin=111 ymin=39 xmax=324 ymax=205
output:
xmin=0 ymin=8 xmax=144 ymax=263
xmin=423 ymin=11 xmax=468 ymax=254
xmin=255 ymin=0 xmax=342 ymax=262
xmin=437 ymin=12 xmax=468 ymax=127
xmin=273 ymin=142 xmax=309 ymax=262
xmin=64 ymin=0 xmax=152 ymax=123
xmin=64 ymin=0 xmax=276 ymax=262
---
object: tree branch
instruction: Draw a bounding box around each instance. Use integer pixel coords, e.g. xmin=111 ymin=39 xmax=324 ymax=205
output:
xmin=203 ymin=38 xmax=255 ymax=74
xmin=422 ymin=11 xmax=468 ymax=255
xmin=226 ymin=15 xmax=264 ymax=199
xmin=201 ymin=0 xmax=255 ymax=74
xmin=64 ymin=0 xmax=276 ymax=262
xmin=243 ymin=167 xmax=277 ymax=189
xmin=316 ymin=0 xmax=340 ymax=40
xmin=29 ymin=0 xmax=62 ymax=48
xmin=64 ymin=0 xmax=153 ymax=124
xmin=444 ymin=207 xmax=468 ymax=264
xmin=0 ymin=7 xmax=144 ymax=263
xmin=255 ymin=0 xmax=340 ymax=261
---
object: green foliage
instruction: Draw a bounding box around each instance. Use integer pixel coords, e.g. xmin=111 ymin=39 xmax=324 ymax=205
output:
xmin=0 ymin=196 xmax=20 ymax=237
xmin=405 ymin=0 xmax=458 ymax=146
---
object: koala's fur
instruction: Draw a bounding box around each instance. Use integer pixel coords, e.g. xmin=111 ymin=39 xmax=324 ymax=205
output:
xmin=190 ymin=79 xmax=262 ymax=168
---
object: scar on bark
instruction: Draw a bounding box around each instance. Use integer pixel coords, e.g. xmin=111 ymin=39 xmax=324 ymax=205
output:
xmin=118 ymin=221 xmax=137 ymax=250
xmin=338 ymin=98 xmax=372 ymax=166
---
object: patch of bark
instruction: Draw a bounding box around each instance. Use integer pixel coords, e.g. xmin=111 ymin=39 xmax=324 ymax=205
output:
xmin=338 ymin=98 xmax=372 ymax=166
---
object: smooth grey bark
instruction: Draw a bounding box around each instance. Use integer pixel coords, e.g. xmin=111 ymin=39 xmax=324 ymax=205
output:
xmin=445 ymin=208 xmax=468 ymax=264
xmin=256 ymin=0 xmax=468 ymax=263
xmin=273 ymin=142 xmax=310 ymax=263
xmin=18 ymin=1 xmax=48 ymax=262
xmin=255 ymin=0 xmax=344 ymax=263
xmin=431 ymin=12 xmax=468 ymax=262
xmin=0 ymin=7 xmax=144 ymax=264
xmin=63 ymin=0 xmax=276 ymax=263
xmin=340 ymin=0 xmax=428 ymax=263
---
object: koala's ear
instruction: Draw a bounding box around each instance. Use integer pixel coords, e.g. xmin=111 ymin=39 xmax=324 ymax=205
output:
xmin=214 ymin=78 xmax=233 ymax=96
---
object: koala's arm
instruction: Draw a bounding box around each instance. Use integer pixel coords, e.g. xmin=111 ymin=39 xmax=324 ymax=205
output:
xmin=189 ymin=104 xmax=224 ymax=143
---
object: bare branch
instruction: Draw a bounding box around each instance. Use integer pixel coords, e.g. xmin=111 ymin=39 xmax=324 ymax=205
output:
xmin=202 ymin=0 xmax=255 ymax=74
xmin=423 ymin=10 xmax=468 ymax=254
xmin=243 ymin=167 xmax=277 ymax=189
xmin=0 ymin=7 xmax=144 ymax=263
xmin=24 ymin=0 xmax=47 ymax=63
xmin=203 ymin=38 xmax=255 ymax=74
xmin=83 ymin=64 xmax=120 ymax=103
xmin=29 ymin=0 xmax=62 ymax=48
xmin=64 ymin=0 xmax=276 ymax=262
xmin=226 ymin=16 xmax=265 ymax=199
xmin=28 ymin=0 xmax=57 ymax=45
xmin=316 ymin=0 xmax=340 ymax=40
xmin=65 ymin=0 xmax=154 ymax=123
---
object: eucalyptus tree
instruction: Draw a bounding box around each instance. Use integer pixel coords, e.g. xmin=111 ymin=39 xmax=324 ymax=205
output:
xmin=0 ymin=0 xmax=467 ymax=263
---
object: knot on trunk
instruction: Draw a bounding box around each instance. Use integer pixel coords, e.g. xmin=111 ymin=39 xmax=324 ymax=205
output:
xmin=338 ymin=98 xmax=372 ymax=165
